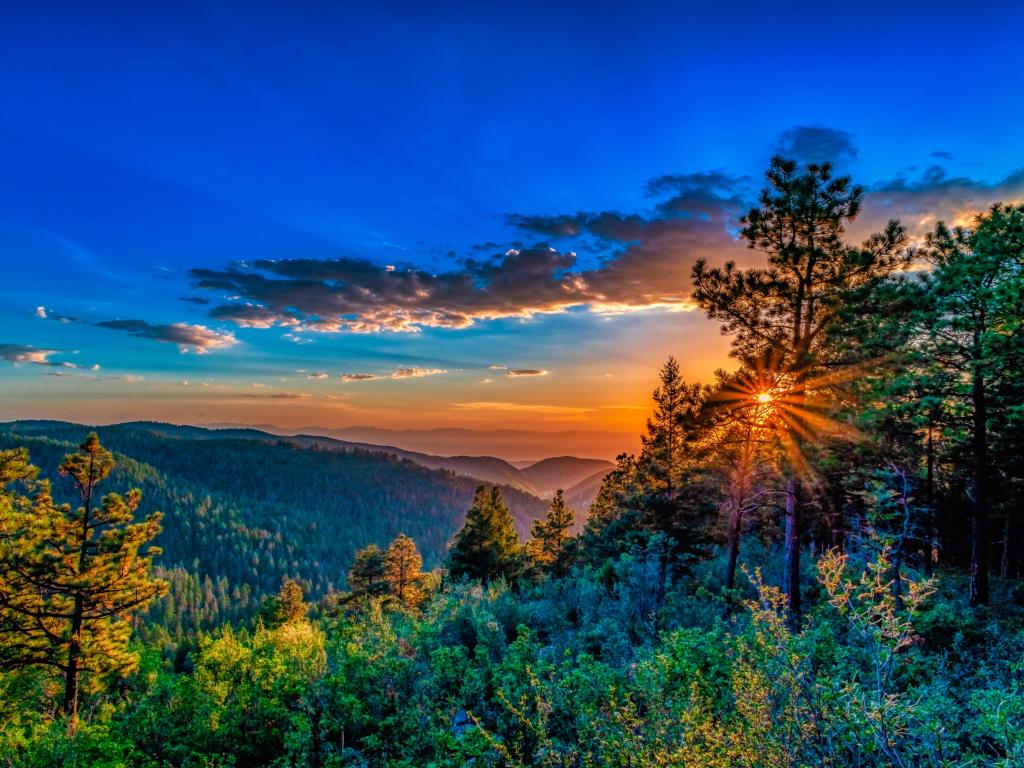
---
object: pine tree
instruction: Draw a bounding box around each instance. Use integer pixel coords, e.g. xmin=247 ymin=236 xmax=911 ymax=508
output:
xmin=447 ymin=486 xmax=522 ymax=584
xmin=637 ymin=359 xmax=712 ymax=553
xmin=384 ymin=533 xmax=425 ymax=609
xmin=581 ymin=453 xmax=645 ymax=566
xmin=692 ymin=157 xmax=909 ymax=625
xmin=278 ymin=579 xmax=307 ymax=622
xmin=347 ymin=544 xmax=387 ymax=601
xmin=527 ymin=490 xmax=575 ymax=577
xmin=0 ymin=433 xmax=166 ymax=730
xmin=915 ymin=204 xmax=1024 ymax=605
xmin=641 ymin=358 xmax=703 ymax=498
xmin=702 ymin=367 xmax=783 ymax=594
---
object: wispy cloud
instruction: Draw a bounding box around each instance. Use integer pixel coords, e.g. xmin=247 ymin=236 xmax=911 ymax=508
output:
xmin=35 ymin=306 xmax=82 ymax=323
xmin=0 ymin=343 xmax=96 ymax=369
xmin=96 ymin=319 xmax=237 ymax=353
xmin=451 ymin=401 xmax=592 ymax=415
xmin=242 ymin=391 xmax=312 ymax=400
xmin=339 ymin=367 xmax=447 ymax=382
xmin=391 ymin=367 xmax=446 ymax=379
xmin=506 ymin=369 xmax=549 ymax=377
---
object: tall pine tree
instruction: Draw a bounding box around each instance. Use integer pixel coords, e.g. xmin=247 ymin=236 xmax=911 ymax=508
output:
xmin=447 ymin=486 xmax=522 ymax=584
xmin=527 ymin=490 xmax=575 ymax=577
xmin=915 ymin=204 xmax=1024 ymax=604
xmin=692 ymin=157 xmax=908 ymax=625
xmin=0 ymin=434 xmax=166 ymax=730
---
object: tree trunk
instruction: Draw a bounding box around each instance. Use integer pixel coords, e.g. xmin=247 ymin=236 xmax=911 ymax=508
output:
xmin=1000 ymin=515 xmax=1010 ymax=580
xmin=923 ymin=424 xmax=935 ymax=577
xmin=63 ymin=595 xmax=84 ymax=733
xmin=891 ymin=544 xmax=904 ymax=611
xmin=970 ymin=342 xmax=989 ymax=607
xmin=782 ymin=477 xmax=801 ymax=629
xmin=724 ymin=505 xmax=742 ymax=593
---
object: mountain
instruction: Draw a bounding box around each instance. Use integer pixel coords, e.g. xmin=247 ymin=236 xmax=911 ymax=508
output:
xmin=206 ymin=422 xmax=637 ymax=462
xmin=519 ymin=456 xmax=615 ymax=497
xmin=110 ymin=421 xmax=544 ymax=496
xmin=0 ymin=420 xmax=549 ymax=630
xmin=564 ymin=468 xmax=613 ymax=514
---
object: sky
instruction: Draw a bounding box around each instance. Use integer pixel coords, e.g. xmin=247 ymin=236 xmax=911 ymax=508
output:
xmin=1 ymin=1 xmax=1023 ymax=456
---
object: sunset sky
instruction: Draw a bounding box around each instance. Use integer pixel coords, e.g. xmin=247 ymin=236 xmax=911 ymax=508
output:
xmin=2 ymin=1 xmax=1023 ymax=455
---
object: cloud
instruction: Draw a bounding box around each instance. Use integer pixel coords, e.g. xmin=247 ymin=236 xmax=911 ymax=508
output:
xmin=54 ymin=373 xmax=145 ymax=383
xmin=339 ymin=367 xmax=447 ymax=382
xmin=857 ymin=165 xmax=1024 ymax=240
xmin=189 ymin=179 xmax=750 ymax=334
xmin=391 ymin=367 xmax=446 ymax=379
xmin=774 ymin=126 xmax=858 ymax=166
xmin=95 ymin=319 xmax=237 ymax=353
xmin=35 ymin=306 xmax=81 ymax=323
xmin=210 ymin=304 xmax=290 ymax=328
xmin=506 ymin=369 xmax=549 ymax=377
xmin=451 ymin=401 xmax=592 ymax=415
xmin=242 ymin=391 xmax=311 ymax=399
xmin=179 ymin=296 xmax=211 ymax=305
xmin=184 ymin=134 xmax=1022 ymax=337
xmin=0 ymin=343 xmax=96 ymax=369
xmin=306 ymin=372 xmax=329 ymax=380
xmin=505 ymin=213 xmax=587 ymax=238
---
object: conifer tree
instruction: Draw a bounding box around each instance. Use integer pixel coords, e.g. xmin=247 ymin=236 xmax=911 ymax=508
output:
xmin=581 ymin=453 xmax=645 ymax=566
xmin=0 ymin=434 xmax=166 ymax=730
xmin=527 ymin=490 xmax=575 ymax=577
xmin=384 ymin=533 xmax=425 ymax=609
xmin=347 ymin=544 xmax=387 ymax=600
xmin=914 ymin=204 xmax=1024 ymax=605
xmin=692 ymin=157 xmax=909 ymax=625
xmin=447 ymin=486 xmax=522 ymax=583
xmin=637 ymin=359 xmax=712 ymax=552
xmin=278 ymin=578 xmax=307 ymax=622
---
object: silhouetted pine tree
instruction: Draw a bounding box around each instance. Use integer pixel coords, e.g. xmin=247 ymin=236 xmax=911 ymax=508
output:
xmin=692 ymin=156 xmax=909 ymax=625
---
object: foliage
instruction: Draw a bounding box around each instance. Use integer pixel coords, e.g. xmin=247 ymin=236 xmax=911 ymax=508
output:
xmin=0 ymin=433 xmax=165 ymax=728
xmin=448 ymin=486 xmax=524 ymax=585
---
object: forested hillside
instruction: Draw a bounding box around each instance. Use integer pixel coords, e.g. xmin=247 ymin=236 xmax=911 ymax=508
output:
xmin=0 ymin=420 xmax=548 ymax=632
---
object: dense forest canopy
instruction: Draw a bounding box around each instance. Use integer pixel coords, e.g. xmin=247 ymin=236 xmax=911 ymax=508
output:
xmin=1 ymin=159 xmax=1023 ymax=766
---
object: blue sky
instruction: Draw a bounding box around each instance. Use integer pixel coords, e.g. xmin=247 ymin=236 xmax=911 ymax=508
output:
xmin=2 ymin=1 xmax=1023 ymax=442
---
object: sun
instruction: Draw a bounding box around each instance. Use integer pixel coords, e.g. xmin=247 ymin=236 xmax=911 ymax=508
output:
xmin=755 ymin=392 xmax=774 ymax=404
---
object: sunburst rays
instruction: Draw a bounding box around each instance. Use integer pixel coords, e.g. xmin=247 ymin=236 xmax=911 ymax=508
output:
xmin=706 ymin=354 xmax=870 ymax=486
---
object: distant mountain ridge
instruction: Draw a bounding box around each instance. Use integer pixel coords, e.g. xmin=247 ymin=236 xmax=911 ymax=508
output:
xmin=520 ymin=457 xmax=616 ymax=498
xmin=204 ymin=422 xmax=635 ymax=463
xmin=63 ymin=420 xmax=616 ymax=507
